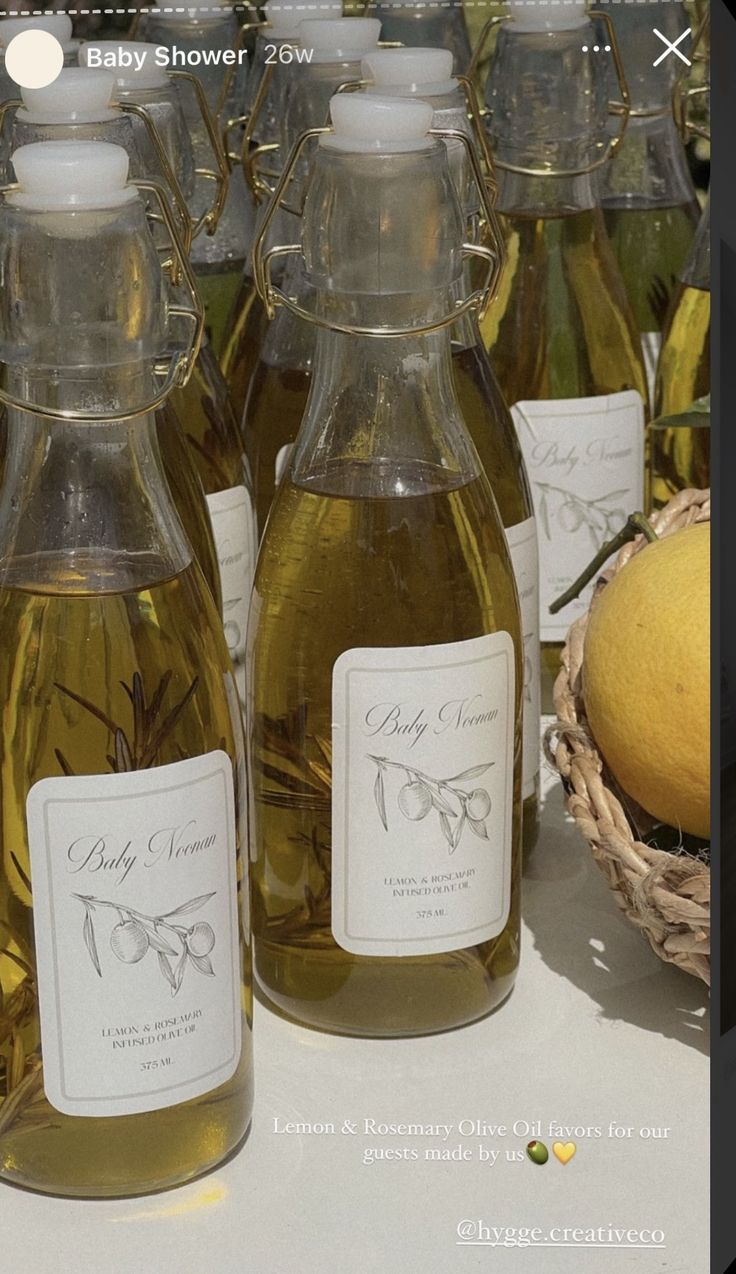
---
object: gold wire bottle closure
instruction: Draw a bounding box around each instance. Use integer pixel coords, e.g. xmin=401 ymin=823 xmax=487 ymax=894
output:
xmin=252 ymin=123 xmax=504 ymax=333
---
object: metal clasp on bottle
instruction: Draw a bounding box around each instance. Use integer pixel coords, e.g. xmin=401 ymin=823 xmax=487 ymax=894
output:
xmin=167 ymin=70 xmax=230 ymax=236
xmin=0 ymin=177 xmax=204 ymax=421
xmin=240 ymin=55 xmax=281 ymax=203
xmin=252 ymin=123 xmax=504 ymax=338
xmin=216 ymin=18 xmax=265 ymax=165
xmin=469 ymin=10 xmax=631 ymax=177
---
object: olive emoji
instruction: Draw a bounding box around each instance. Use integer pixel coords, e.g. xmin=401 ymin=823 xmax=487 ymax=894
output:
xmin=526 ymin=1140 xmax=549 ymax=1165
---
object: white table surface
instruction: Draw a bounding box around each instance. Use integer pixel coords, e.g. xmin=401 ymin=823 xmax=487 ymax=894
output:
xmin=1 ymin=753 xmax=709 ymax=1273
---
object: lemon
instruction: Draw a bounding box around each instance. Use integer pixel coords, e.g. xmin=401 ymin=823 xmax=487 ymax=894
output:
xmin=583 ymin=521 xmax=709 ymax=839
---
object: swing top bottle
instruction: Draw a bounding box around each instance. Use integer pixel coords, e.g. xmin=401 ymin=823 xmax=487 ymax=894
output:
xmin=248 ymin=95 xmax=523 ymax=1038
xmin=0 ymin=141 xmax=253 ymax=1197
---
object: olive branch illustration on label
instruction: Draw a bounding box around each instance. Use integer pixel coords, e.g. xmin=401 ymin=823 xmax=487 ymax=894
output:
xmin=73 ymin=892 xmax=216 ymax=996
xmin=367 ymin=756 xmax=493 ymax=853
xmin=535 ymin=481 xmax=629 ymax=551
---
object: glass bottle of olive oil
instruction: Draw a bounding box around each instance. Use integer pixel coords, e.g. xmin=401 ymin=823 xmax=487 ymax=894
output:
xmin=362 ymin=47 xmax=540 ymax=852
xmin=0 ymin=141 xmax=252 ymax=1197
xmin=482 ymin=0 xmax=647 ymax=706
xmin=597 ymin=0 xmax=700 ymax=400
xmin=248 ymin=95 xmax=522 ymax=1038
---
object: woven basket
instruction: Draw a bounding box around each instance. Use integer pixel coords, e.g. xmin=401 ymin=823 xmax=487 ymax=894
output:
xmin=545 ymin=487 xmax=711 ymax=985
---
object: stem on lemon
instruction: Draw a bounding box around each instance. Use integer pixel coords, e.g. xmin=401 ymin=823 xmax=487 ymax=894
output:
xmin=549 ymin=512 xmax=658 ymax=615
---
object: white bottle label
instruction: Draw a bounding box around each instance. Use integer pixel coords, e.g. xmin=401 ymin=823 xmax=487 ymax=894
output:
xmin=331 ymin=632 xmax=515 ymax=958
xmin=641 ymin=332 xmax=661 ymax=408
xmin=505 ymin=516 xmax=540 ymax=800
xmin=26 ymin=751 xmax=242 ymax=1119
xmin=274 ymin=443 xmax=292 ymax=485
xmin=207 ymin=485 xmax=255 ymax=701
xmin=511 ymin=391 xmax=645 ymax=642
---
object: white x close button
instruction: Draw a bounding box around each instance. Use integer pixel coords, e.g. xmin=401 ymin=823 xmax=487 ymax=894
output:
xmin=653 ymin=26 xmax=692 ymax=67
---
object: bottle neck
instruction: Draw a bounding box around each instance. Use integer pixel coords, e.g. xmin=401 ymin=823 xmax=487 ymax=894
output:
xmin=496 ymin=169 xmax=596 ymax=217
xmin=598 ymin=113 xmax=697 ymax=209
xmin=291 ymin=303 xmax=480 ymax=497
xmin=0 ymin=198 xmax=169 ymax=418
xmin=115 ymin=85 xmax=196 ymax=199
xmin=290 ymin=140 xmax=473 ymax=492
xmin=11 ymin=113 xmax=141 ymax=165
xmin=0 ymin=407 xmax=191 ymax=593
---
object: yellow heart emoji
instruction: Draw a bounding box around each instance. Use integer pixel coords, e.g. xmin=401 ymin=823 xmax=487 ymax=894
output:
xmin=552 ymin=1141 xmax=576 ymax=1165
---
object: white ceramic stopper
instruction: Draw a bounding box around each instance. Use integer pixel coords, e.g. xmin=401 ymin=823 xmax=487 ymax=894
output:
xmin=9 ymin=140 xmax=136 ymax=209
xmin=265 ymin=1 xmax=343 ymax=39
xmin=0 ymin=14 xmax=73 ymax=47
xmin=79 ymin=42 xmax=170 ymax=89
xmin=299 ymin=17 xmax=381 ymax=62
xmin=509 ymin=0 xmax=588 ymax=32
xmin=362 ymin=47 xmax=455 ymax=96
xmin=325 ymin=92 xmax=434 ymax=152
xmin=20 ymin=68 xmax=117 ymax=124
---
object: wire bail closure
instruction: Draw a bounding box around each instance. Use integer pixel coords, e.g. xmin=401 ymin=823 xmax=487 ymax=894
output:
xmin=252 ymin=123 xmax=505 ymax=338
xmin=240 ymin=56 xmax=281 ymax=202
xmin=167 ymin=70 xmax=230 ymax=236
xmin=469 ymin=11 xmax=631 ymax=178
xmin=218 ymin=18 xmax=264 ymax=164
xmin=0 ymin=176 xmax=204 ymax=421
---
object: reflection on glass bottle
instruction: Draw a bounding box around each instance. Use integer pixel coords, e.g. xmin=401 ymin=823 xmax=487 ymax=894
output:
xmin=248 ymin=96 xmax=522 ymax=1038
xmin=481 ymin=0 xmax=647 ymax=707
xmin=598 ymin=0 xmax=699 ymax=400
xmin=0 ymin=140 xmax=252 ymax=1197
